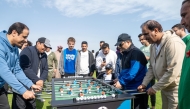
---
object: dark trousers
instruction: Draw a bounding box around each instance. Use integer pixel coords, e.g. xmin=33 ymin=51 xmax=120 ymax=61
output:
xmin=0 ymin=87 xmax=10 ymax=109
xmin=149 ymin=79 xmax=156 ymax=107
xmin=132 ymin=93 xmax=148 ymax=109
xmin=12 ymin=92 xmax=36 ymax=109
xmin=61 ymin=73 xmax=75 ymax=78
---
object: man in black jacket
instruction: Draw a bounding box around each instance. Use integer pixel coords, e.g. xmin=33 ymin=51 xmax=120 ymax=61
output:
xmin=12 ymin=37 xmax=50 ymax=109
xmin=76 ymin=41 xmax=95 ymax=77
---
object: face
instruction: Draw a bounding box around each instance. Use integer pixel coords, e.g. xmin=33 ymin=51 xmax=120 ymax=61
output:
xmin=46 ymin=47 xmax=51 ymax=52
xmin=138 ymin=35 xmax=148 ymax=45
xmin=172 ymin=27 xmax=182 ymax=37
xmin=68 ymin=41 xmax=75 ymax=50
xmin=102 ymin=47 xmax=109 ymax=55
xmin=58 ymin=48 xmax=62 ymax=52
xmin=181 ymin=2 xmax=190 ymax=32
xmin=141 ymin=26 xmax=157 ymax=44
xmin=119 ymin=41 xmax=130 ymax=51
xmin=37 ymin=42 xmax=47 ymax=53
xmin=81 ymin=44 xmax=88 ymax=52
xmin=21 ymin=42 xmax=28 ymax=50
xmin=12 ymin=29 xmax=29 ymax=47
xmin=106 ymin=69 xmax=112 ymax=74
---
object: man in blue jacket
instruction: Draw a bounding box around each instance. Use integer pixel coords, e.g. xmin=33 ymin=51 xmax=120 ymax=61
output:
xmin=12 ymin=37 xmax=50 ymax=109
xmin=114 ymin=33 xmax=148 ymax=109
xmin=0 ymin=22 xmax=41 ymax=109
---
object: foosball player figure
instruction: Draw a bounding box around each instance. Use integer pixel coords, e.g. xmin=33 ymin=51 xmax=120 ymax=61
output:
xmin=88 ymin=86 xmax=91 ymax=94
xmin=68 ymin=88 xmax=73 ymax=95
xmin=73 ymin=80 xmax=77 ymax=85
xmin=79 ymin=92 xmax=84 ymax=97
xmin=102 ymin=91 xmax=105 ymax=95
xmin=90 ymin=81 xmax=94 ymax=85
xmin=96 ymin=86 xmax=100 ymax=93
xmin=88 ymin=80 xmax=91 ymax=84
xmin=79 ymin=87 xmax=83 ymax=92
xmin=59 ymin=87 xmax=64 ymax=96
xmin=66 ymin=82 xmax=70 ymax=89
xmin=84 ymin=89 xmax=88 ymax=94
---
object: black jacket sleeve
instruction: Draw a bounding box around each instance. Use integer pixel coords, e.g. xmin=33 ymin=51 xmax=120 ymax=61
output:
xmin=20 ymin=48 xmax=40 ymax=84
xmin=39 ymin=54 xmax=48 ymax=81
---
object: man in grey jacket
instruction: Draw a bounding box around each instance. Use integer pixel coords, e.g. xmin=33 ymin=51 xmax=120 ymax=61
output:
xmin=76 ymin=41 xmax=95 ymax=77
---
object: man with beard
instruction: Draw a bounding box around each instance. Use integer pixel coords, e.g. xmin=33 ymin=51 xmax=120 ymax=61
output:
xmin=76 ymin=41 xmax=95 ymax=77
xmin=178 ymin=0 xmax=190 ymax=108
xmin=54 ymin=46 xmax=63 ymax=78
xmin=0 ymin=22 xmax=41 ymax=109
xmin=138 ymin=20 xmax=185 ymax=109
xmin=12 ymin=37 xmax=50 ymax=109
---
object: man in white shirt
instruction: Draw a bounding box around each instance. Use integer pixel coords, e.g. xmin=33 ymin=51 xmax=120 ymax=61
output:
xmin=96 ymin=43 xmax=117 ymax=79
xmin=76 ymin=41 xmax=95 ymax=77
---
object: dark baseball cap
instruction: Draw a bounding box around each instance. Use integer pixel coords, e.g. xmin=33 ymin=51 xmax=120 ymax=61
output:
xmin=37 ymin=37 xmax=52 ymax=49
xmin=105 ymin=64 xmax=113 ymax=69
xmin=115 ymin=33 xmax=132 ymax=46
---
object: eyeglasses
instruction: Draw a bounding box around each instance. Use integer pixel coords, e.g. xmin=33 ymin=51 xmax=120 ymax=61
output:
xmin=106 ymin=68 xmax=111 ymax=70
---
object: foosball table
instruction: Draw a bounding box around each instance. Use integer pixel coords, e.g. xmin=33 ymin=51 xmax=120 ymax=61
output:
xmin=50 ymin=77 xmax=135 ymax=109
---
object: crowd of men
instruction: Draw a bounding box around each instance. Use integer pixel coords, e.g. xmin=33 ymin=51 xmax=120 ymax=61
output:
xmin=0 ymin=0 xmax=190 ymax=109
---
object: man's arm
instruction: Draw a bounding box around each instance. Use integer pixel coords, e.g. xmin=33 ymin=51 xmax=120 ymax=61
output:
xmin=0 ymin=48 xmax=28 ymax=95
xmin=20 ymin=48 xmax=40 ymax=83
xmin=152 ymin=41 xmax=185 ymax=91
xmin=59 ymin=51 xmax=64 ymax=75
xmin=119 ymin=50 xmax=147 ymax=87
xmin=53 ymin=52 xmax=58 ymax=69
xmin=39 ymin=54 xmax=48 ymax=81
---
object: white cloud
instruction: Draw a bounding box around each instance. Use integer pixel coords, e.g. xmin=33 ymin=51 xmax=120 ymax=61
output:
xmin=42 ymin=0 xmax=183 ymax=20
xmin=5 ymin=0 xmax=32 ymax=5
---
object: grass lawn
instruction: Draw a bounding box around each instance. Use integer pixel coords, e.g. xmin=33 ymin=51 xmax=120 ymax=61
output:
xmin=7 ymin=72 xmax=162 ymax=109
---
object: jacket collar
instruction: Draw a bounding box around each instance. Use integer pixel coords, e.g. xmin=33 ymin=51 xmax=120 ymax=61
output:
xmin=122 ymin=43 xmax=135 ymax=54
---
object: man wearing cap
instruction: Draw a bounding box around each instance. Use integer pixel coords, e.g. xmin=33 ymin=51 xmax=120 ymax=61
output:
xmin=45 ymin=46 xmax=58 ymax=82
xmin=137 ymin=20 xmax=185 ymax=109
xmin=76 ymin=41 xmax=95 ymax=77
xmin=114 ymin=33 xmax=148 ymax=109
xmin=54 ymin=46 xmax=63 ymax=78
xmin=12 ymin=37 xmax=50 ymax=108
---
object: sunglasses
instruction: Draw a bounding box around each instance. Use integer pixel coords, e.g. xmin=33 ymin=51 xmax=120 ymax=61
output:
xmin=119 ymin=41 xmax=125 ymax=47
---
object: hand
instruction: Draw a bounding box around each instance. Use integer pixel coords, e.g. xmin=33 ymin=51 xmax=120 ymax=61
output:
xmin=36 ymin=80 xmax=43 ymax=88
xmin=89 ymin=72 xmax=94 ymax=76
xmin=53 ymin=69 xmax=57 ymax=73
xmin=147 ymin=87 xmax=156 ymax=95
xmin=31 ymin=84 xmax=42 ymax=92
xmin=114 ymin=81 xmax=122 ymax=89
xmin=22 ymin=90 xmax=35 ymax=99
xmin=145 ymin=56 xmax=150 ymax=60
xmin=101 ymin=62 xmax=106 ymax=67
xmin=137 ymin=84 xmax=146 ymax=92
xmin=113 ymin=79 xmax=118 ymax=83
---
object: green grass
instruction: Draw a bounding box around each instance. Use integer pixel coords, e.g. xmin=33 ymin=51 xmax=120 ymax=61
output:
xmin=7 ymin=72 xmax=162 ymax=109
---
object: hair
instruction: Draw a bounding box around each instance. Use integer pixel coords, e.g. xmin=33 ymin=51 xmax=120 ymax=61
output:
xmin=138 ymin=33 xmax=143 ymax=38
xmin=7 ymin=22 xmax=29 ymax=35
xmin=81 ymin=41 xmax=88 ymax=45
xmin=101 ymin=43 xmax=109 ymax=49
xmin=67 ymin=37 xmax=75 ymax=43
xmin=27 ymin=40 xmax=33 ymax=46
xmin=172 ymin=24 xmax=186 ymax=31
xmin=182 ymin=0 xmax=190 ymax=5
xmin=141 ymin=20 xmax=163 ymax=32
xmin=100 ymin=41 xmax=105 ymax=43
xmin=92 ymin=50 xmax=94 ymax=53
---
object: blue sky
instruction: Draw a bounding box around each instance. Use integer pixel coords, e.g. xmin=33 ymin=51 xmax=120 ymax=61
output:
xmin=0 ymin=0 xmax=183 ymax=51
